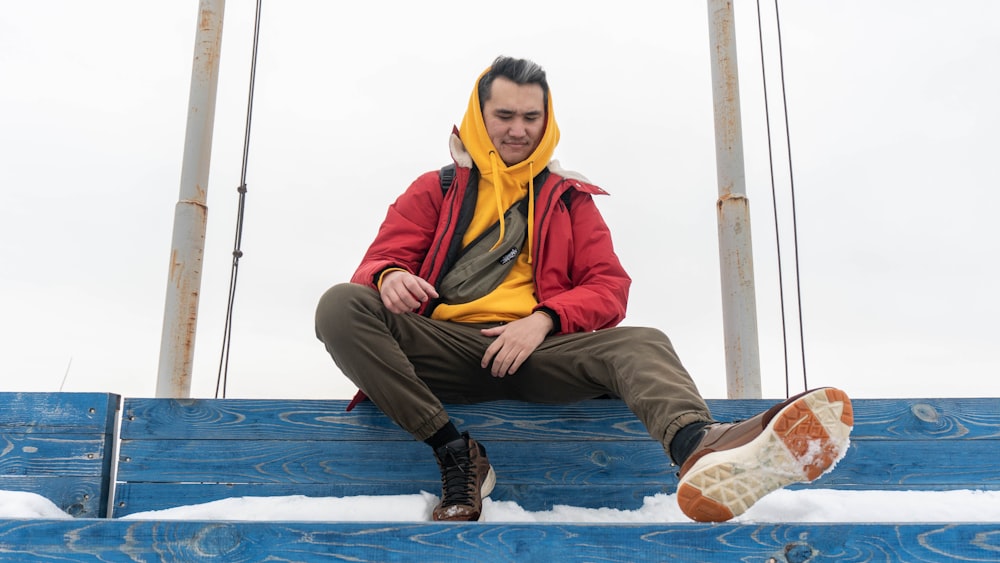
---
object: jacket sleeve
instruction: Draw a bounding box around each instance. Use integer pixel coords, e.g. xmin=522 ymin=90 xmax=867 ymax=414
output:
xmin=536 ymin=189 xmax=631 ymax=333
xmin=350 ymin=171 xmax=443 ymax=288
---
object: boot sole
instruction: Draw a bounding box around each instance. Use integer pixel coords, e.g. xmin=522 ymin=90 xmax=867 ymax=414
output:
xmin=482 ymin=465 xmax=497 ymax=499
xmin=676 ymin=387 xmax=854 ymax=522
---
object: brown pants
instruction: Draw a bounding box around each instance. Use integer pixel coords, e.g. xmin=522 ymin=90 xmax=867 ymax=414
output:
xmin=315 ymin=283 xmax=712 ymax=453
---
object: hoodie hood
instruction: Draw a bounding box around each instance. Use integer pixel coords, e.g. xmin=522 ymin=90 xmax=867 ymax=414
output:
xmin=456 ymin=66 xmax=560 ymax=260
xmin=458 ymin=67 xmax=560 ymax=177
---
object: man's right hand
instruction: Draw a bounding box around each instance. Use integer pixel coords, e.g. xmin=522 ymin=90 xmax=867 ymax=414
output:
xmin=379 ymin=270 xmax=439 ymax=314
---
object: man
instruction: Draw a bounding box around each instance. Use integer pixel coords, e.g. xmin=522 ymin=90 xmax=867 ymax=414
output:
xmin=315 ymin=56 xmax=852 ymax=523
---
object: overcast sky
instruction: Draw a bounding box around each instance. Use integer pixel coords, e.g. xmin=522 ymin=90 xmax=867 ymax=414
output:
xmin=1 ymin=1 xmax=997 ymax=401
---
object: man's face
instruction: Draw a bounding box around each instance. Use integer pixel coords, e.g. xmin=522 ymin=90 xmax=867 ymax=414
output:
xmin=482 ymin=77 xmax=545 ymax=166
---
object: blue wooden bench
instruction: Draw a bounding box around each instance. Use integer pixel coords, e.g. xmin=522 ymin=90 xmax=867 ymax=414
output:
xmin=0 ymin=392 xmax=119 ymax=518
xmin=110 ymin=396 xmax=1000 ymax=516
xmin=1 ymin=395 xmax=998 ymax=561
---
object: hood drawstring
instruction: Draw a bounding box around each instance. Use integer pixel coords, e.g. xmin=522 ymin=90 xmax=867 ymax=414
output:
xmin=487 ymin=150 xmax=535 ymax=265
xmin=458 ymin=64 xmax=558 ymax=267
xmin=488 ymin=150 xmax=505 ymax=252
xmin=526 ymin=161 xmax=534 ymax=265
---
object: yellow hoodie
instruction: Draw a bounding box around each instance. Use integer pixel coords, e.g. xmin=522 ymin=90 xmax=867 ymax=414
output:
xmin=431 ymin=66 xmax=561 ymax=324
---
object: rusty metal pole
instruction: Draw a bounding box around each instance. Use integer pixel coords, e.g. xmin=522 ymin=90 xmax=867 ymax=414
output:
xmin=707 ymin=0 xmax=762 ymax=398
xmin=156 ymin=0 xmax=226 ymax=398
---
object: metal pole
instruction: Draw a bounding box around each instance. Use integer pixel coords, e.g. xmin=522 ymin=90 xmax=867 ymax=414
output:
xmin=707 ymin=0 xmax=762 ymax=398
xmin=156 ymin=0 xmax=226 ymax=398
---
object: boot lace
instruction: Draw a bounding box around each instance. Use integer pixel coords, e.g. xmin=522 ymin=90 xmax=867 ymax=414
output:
xmin=438 ymin=445 xmax=474 ymax=507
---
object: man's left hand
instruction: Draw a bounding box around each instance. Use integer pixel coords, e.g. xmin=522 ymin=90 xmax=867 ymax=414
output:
xmin=480 ymin=311 xmax=553 ymax=377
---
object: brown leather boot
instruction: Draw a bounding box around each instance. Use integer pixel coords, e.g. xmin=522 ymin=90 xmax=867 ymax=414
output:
xmin=432 ymin=432 xmax=496 ymax=521
xmin=676 ymin=387 xmax=853 ymax=522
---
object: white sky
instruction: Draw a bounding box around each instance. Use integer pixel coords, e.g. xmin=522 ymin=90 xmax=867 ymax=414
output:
xmin=1 ymin=2 xmax=998 ymax=401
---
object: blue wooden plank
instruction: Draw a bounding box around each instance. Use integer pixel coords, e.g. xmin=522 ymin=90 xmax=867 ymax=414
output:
xmin=711 ymin=397 xmax=1000 ymax=440
xmin=0 ymin=476 xmax=105 ymax=517
xmin=1 ymin=519 xmax=998 ymax=562
xmin=818 ymin=439 xmax=1000 ymax=489
xmin=114 ymin=481 xmax=1000 ymax=518
xmin=112 ymin=438 xmax=999 ymax=518
xmin=116 ymin=439 xmax=673 ymax=484
xmin=0 ymin=392 xmax=119 ymax=433
xmin=119 ymin=399 xmax=650 ymax=441
xmin=116 ymin=437 xmax=998 ymax=488
xmin=120 ymin=397 xmax=1000 ymax=441
xmin=0 ymin=392 xmax=119 ymax=518
xmin=119 ymin=397 xmax=405 ymax=440
xmin=110 ymin=396 xmax=1000 ymax=523
xmin=847 ymin=397 xmax=1000 ymax=440
xmin=111 ymin=482 xmax=676 ymax=516
xmin=0 ymin=433 xmax=111 ymax=477
xmin=113 ymin=478 xmax=1000 ymax=518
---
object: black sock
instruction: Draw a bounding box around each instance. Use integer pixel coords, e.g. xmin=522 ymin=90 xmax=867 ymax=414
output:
xmin=424 ymin=421 xmax=462 ymax=450
xmin=669 ymin=421 xmax=712 ymax=465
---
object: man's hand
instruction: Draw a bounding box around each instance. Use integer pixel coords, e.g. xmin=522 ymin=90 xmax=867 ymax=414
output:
xmin=480 ymin=311 xmax=553 ymax=377
xmin=379 ymin=270 xmax=439 ymax=314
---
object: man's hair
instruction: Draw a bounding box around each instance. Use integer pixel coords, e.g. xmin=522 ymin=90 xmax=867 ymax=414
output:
xmin=478 ymin=56 xmax=549 ymax=110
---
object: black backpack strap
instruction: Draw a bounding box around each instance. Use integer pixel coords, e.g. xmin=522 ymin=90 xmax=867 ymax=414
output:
xmin=560 ymin=188 xmax=573 ymax=210
xmin=439 ymin=163 xmax=456 ymax=192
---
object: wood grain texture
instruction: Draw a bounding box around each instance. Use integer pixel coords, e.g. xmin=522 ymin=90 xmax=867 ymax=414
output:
xmin=0 ymin=392 xmax=119 ymax=433
xmin=110 ymin=439 xmax=1000 ymax=516
xmin=111 ymin=397 xmax=1000 ymax=517
xmin=120 ymin=397 xmax=1000 ymax=440
xmin=116 ymin=437 xmax=1000 ymax=486
xmin=0 ymin=519 xmax=998 ymax=562
xmin=0 ymin=393 xmax=119 ymax=518
xmin=3 ymin=393 xmax=999 ymax=560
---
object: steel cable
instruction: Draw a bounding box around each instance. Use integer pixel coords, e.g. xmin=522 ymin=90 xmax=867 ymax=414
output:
xmin=756 ymin=0 xmax=808 ymax=397
xmin=216 ymin=0 xmax=263 ymax=399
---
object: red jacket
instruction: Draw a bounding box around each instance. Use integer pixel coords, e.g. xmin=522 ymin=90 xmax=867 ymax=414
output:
xmin=352 ymin=162 xmax=632 ymax=334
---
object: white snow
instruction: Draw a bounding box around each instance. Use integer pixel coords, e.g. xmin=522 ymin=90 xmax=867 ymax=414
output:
xmin=4 ymin=488 xmax=999 ymax=523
